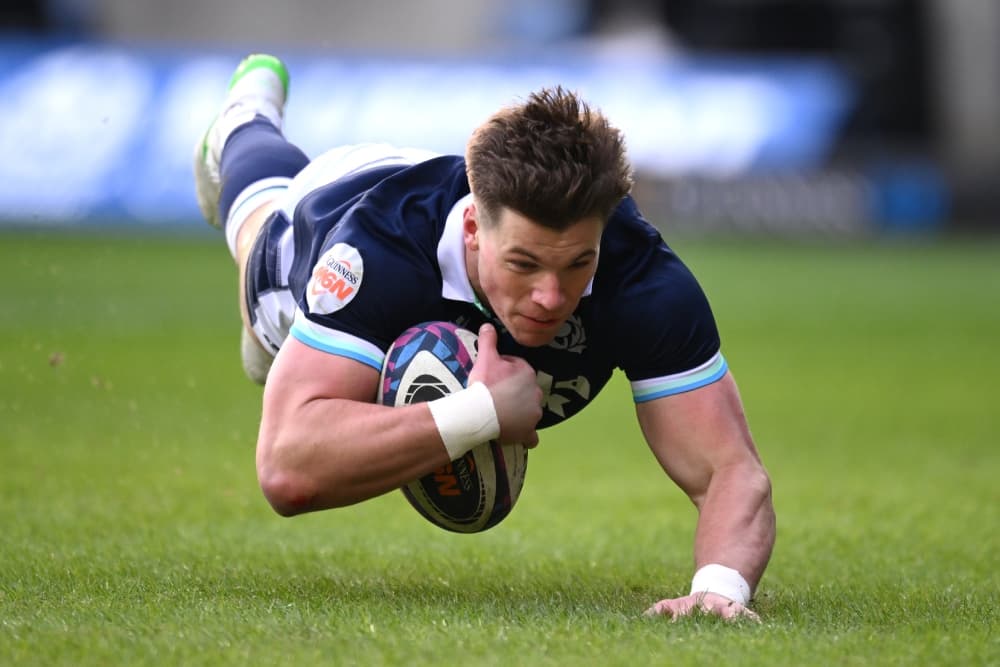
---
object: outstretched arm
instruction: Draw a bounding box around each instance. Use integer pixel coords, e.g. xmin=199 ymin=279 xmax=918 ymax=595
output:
xmin=637 ymin=371 xmax=775 ymax=621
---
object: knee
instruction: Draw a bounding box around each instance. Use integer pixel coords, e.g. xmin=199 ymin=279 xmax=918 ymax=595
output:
xmin=241 ymin=328 xmax=273 ymax=385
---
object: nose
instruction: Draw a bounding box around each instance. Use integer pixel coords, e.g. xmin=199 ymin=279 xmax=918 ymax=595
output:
xmin=531 ymin=272 xmax=565 ymax=312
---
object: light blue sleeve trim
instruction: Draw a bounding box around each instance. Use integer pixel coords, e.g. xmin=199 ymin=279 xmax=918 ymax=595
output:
xmin=289 ymin=313 xmax=385 ymax=371
xmin=630 ymin=351 xmax=728 ymax=403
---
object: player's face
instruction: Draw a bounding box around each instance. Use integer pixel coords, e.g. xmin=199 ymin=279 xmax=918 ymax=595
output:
xmin=464 ymin=204 xmax=602 ymax=347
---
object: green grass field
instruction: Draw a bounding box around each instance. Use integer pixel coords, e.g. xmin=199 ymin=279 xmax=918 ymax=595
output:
xmin=1 ymin=230 xmax=997 ymax=666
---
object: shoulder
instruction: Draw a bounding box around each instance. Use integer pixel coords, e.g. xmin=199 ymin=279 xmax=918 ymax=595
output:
xmin=591 ymin=197 xmax=721 ymax=379
xmin=292 ymin=156 xmax=469 ymax=350
xmin=596 ymin=197 xmax=708 ymax=312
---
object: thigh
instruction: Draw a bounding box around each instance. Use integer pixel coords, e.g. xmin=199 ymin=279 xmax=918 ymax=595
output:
xmin=236 ymin=201 xmax=287 ymax=355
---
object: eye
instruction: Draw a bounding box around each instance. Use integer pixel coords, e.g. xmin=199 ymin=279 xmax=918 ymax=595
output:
xmin=507 ymin=259 xmax=537 ymax=272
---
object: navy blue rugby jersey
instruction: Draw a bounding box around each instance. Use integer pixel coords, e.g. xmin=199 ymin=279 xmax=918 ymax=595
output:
xmin=285 ymin=155 xmax=727 ymax=428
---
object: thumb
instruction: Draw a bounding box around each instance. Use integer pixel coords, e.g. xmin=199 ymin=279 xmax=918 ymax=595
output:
xmin=476 ymin=323 xmax=498 ymax=361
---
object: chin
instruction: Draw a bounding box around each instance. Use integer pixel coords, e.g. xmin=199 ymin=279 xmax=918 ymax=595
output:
xmin=511 ymin=333 xmax=553 ymax=348
xmin=508 ymin=324 xmax=560 ymax=348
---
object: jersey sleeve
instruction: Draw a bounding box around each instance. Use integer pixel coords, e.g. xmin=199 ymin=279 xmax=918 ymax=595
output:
xmin=289 ymin=200 xmax=445 ymax=370
xmin=605 ymin=230 xmax=727 ymax=402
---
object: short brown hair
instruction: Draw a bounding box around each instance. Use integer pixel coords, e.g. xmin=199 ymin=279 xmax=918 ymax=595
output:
xmin=465 ymin=86 xmax=632 ymax=229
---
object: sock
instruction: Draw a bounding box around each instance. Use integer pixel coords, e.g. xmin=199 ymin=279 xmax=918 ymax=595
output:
xmin=218 ymin=115 xmax=310 ymax=239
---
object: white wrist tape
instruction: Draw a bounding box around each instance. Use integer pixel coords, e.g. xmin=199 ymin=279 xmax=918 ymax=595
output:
xmin=427 ymin=382 xmax=500 ymax=460
xmin=690 ymin=564 xmax=751 ymax=605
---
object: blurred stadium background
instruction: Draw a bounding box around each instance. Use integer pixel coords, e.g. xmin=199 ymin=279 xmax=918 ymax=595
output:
xmin=2 ymin=0 xmax=998 ymax=236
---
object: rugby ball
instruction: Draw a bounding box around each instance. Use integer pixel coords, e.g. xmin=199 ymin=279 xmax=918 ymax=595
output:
xmin=377 ymin=321 xmax=528 ymax=533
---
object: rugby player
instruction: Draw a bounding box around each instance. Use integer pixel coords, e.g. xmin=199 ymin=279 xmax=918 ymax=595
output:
xmin=194 ymin=54 xmax=775 ymax=620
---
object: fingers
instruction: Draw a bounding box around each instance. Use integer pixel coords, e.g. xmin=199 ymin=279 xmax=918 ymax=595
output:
xmin=724 ymin=604 xmax=760 ymax=622
xmin=644 ymin=597 xmax=696 ymax=619
xmin=468 ymin=323 xmax=541 ymax=446
xmin=704 ymin=594 xmax=759 ymax=621
xmin=644 ymin=593 xmax=759 ymax=623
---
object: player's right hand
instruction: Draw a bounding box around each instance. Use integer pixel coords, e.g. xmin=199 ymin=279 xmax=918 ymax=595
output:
xmin=469 ymin=323 xmax=542 ymax=447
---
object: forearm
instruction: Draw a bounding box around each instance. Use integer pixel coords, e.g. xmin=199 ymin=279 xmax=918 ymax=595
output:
xmin=257 ymin=396 xmax=452 ymax=515
xmin=692 ymin=460 xmax=775 ymax=592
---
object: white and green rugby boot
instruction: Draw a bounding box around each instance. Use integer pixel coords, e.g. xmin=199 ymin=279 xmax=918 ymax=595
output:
xmin=193 ymin=54 xmax=290 ymax=229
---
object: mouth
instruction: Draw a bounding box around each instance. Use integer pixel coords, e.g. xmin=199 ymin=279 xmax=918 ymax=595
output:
xmin=517 ymin=313 xmax=561 ymax=329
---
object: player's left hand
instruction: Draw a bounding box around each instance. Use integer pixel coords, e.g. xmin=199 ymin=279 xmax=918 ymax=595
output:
xmin=644 ymin=592 xmax=760 ymax=622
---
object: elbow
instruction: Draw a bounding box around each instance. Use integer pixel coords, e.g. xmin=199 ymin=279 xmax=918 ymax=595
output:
xmin=258 ymin=467 xmax=316 ymax=517
xmin=748 ymin=463 xmax=776 ymax=545
xmin=741 ymin=461 xmax=774 ymax=515
xmin=256 ymin=438 xmax=320 ymax=517
xmin=695 ymin=460 xmax=773 ymax=512
xmin=749 ymin=463 xmax=773 ymax=503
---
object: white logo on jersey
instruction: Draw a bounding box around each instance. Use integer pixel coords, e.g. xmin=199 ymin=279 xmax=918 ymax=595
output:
xmin=536 ymin=371 xmax=591 ymax=418
xmin=307 ymin=243 xmax=363 ymax=315
xmin=548 ymin=315 xmax=587 ymax=354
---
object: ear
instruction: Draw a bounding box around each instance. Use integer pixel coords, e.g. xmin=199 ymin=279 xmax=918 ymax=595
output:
xmin=463 ymin=202 xmax=480 ymax=251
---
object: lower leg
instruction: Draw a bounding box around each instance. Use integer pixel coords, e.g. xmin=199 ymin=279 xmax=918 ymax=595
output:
xmin=218 ymin=119 xmax=309 ymax=382
xmin=218 ymin=117 xmax=309 ymax=261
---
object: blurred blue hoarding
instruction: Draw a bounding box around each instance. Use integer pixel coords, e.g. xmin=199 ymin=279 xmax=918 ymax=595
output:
xmin=0 ymin=38 xmax=853 ymax=227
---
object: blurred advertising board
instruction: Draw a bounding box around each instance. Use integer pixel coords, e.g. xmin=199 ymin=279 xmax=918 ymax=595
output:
xmin=0 ymin=38 xmax=943 ymax=232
